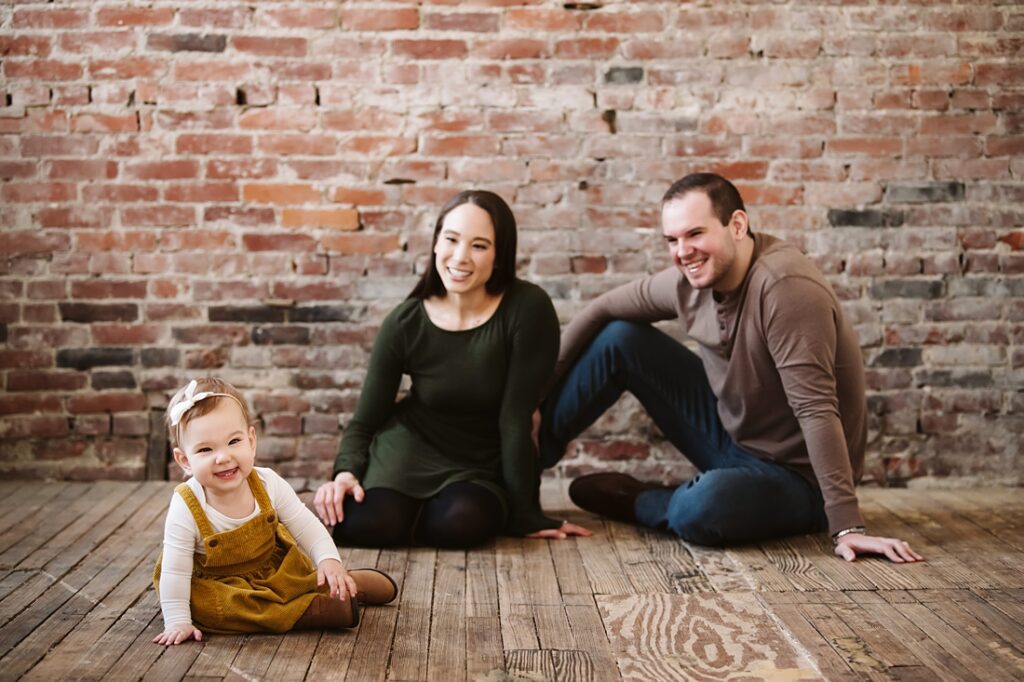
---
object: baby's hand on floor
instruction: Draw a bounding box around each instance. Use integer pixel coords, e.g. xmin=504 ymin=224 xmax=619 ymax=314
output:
xmin=153 ymin=622 xmax=203 ymax=646
xmin=318 ymin=558 xmax=358 ymax=600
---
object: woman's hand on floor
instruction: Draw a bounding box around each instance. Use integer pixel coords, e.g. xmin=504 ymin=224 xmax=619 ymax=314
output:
xmin=526 ymin=521 xmax=592 ymax=540
xmin=314 ymin=472 xmax=365 ymax=527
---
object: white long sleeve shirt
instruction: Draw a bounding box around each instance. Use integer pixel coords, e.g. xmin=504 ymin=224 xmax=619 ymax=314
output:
xmin=158 ymin=467 xmax=340 ymax=628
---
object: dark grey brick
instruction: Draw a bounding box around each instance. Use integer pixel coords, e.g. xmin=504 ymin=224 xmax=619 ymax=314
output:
xmin=914 ymin=369 xmax=993 ymax=389
xmin=290 ymin=305 xmax=360 ymax=323
xmin=871 ymin=347 xmax=922 ymax=367
xmin=147 ymin=33 xmax=227 ymax=53
xmin=92 ymin=370 xmax=137 ymax=390
xmin=605 ymin=67 xmax=644 ymax=84
xmin=869 ymin=279 xmax=945 ymax=299
xmin=827 ymin=209 xmax=904 ymax=228
xmin=141 ymin=348 xmax=180 ymax=368
xmin=59 ymin=303 xmax=138 ymax=323
xmin=209 ymin=306 xmax=286 ymax=323
xmin=57 ymin=348 xmax=133 ymax=370
xmin=885 ymin=182 xmax=965 ymax=204
xmin=252 ymin=326 xmax=310 ymax=345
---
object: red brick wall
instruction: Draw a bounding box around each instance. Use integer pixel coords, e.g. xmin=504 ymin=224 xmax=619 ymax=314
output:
xmin=1 ymin=2 xmax=1021 ymax=484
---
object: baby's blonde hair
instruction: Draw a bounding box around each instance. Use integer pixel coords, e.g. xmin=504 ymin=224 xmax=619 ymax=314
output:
xmin=166 ymin=377 xmax=254 ymax=449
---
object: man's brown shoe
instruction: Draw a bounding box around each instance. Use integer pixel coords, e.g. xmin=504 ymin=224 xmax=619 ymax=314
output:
xmin=349 ymin=568 xmax=398 ymax=605
xmin=568 ymin=472 xmax=672 ymax=523
xmin=294 ymin=594 xmax=360 ymax=630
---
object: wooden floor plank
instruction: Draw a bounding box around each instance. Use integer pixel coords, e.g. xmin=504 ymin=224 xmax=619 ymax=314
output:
xmin=871 ymin=489 xmax=1022 ymax=588
xmin=465 ymin=616 xmax=503 ymax=680
xmin=0 ymin=482 xmax=70 ymax=540
xmin=606 ymin=522 xmax=674 ymax=594
xmin=599 ymin=593 xmax=815 ymax=681
xmin=304 ymin=630 xmax=357 ymax=682
xmin=0 ymin=483 xmax=160 ymax=656
xmin=427 ymin=549 xmax=466 ymax=682
xmin=387 ymin=548 xmax=432 ymax=681
xmin=342 ymin=600 xmax=398 ymax=681
xmin=564 ymin=598 xmax=620 ymax=682
xmin=0 ymin=482 xmax=95 ymax=566
xmin=572 ymin=520 xmax=633 ymax=596
xmin=0 ymin=480 xmax=1020 ymax=680
xmin=262 ymin=630 xmax=320 ymax=681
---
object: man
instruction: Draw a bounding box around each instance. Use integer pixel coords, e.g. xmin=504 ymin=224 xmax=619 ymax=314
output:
xmin=539 ymin=173 xmax=921 ymax=562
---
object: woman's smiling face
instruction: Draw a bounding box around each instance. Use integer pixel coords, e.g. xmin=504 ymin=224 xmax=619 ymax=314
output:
xmin=433 ymin=203 xmax=497 ymax=296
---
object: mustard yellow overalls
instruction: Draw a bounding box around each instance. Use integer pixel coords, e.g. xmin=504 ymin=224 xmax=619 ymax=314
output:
xmin=154 ymin=470 xmax=327 ymax=634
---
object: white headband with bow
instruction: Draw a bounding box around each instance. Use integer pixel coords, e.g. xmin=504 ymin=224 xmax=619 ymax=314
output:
xmin=169 ymin=379 xmax=234 ymax=427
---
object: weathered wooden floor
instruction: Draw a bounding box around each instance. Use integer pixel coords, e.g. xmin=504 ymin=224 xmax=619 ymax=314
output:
xmin=0 ymin=479 xmax=1022 ymax=681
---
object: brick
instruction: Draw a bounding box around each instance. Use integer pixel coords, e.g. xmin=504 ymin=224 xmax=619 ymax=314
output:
xmin=282 ymin=209 xmax=360 ymax=231
xmin=555 ymin=38 xmax=619 ymax=59
xmin=0 ymin=35 xmax=52 ymax=57
xmin=252 ymin=326 xmax=310 ymax=345
xmin=260 ymin=7 xmax=337 ymax=29
xmin=870 ymin=279 xmax=945 ymax=300
xmin=0 ymin=230 xmax=70 ymax=256
xmin=0 ymin=415 xmax=70 ymax=439
xmin=59 ymin=303 xmax=138 ymax=323
xmin=96 ymin=7 xmax=175 ymax=26
xmin=586 ymin=11 xmax=664 ymax=33
xmin=177 ymin=134 xmax=252 ymax=155
xmin=290 ymin=306 xmax=358 ymax=323
xmin=2 ymin=182 xmax=76 ymax=203
xmin=92 ymin=324 xmax=163 ymax=345
xmin=69 ymin=280 xmax=147 ymax=300
xmin=239 ymin=108 xmax=316 ymax=131
xmin=242 ymin=184 xmax=321 ymax=205
xmin=92 ymin=370 xmax=137 ymax=390
xmin=82 ymin=185 xmax=159 ymax=203
xmin=322 ymin=109 xmax=405 ymax=132
xmin=57 ymin=348 xmax=134 ymax=370
xmin=271 ymin=282 xmax=348 ymax=301
xmin=89 ymin=58 xmax=165 ymax=80
xmin=68 ymin=392 xmax=147 ymax=414
xmin=421 ymin=135 xmax=499 ymax=157
xmin=122 ymin=206 xmax=197 ymax=227
xmin=232 ymin=36 xmax=307 ymax=58
xmin=337 ymin=136 xmax=417 ymax=157
xmin=258 ymin=134 xmax=338 ymax=156
xmin=203 ymin=206 xmax=275 ymax=227
xmin=147 ymin=34 xmax=227 ymax=53
xmin=0 ymin=350 xmax=52 ymax=370
xmin=174 ymin=60 xmax=252 ymax=82
xmin=321 ymin=233 xmax=400 ymax=254
xmin=13 ymin=7 xmax=89 ymax=28
xmin=8 ymin=370 xmax=88 ymax=392
xmin=604 ymin=67 xmax=643 ymax=85
xmin=827 ymin=209 xmax=904 ymax=228
xmin=342 ymin=9 xmax=419 ymax=31
xmin=125 ymin=160 xmax=198 ymax=181
xmin=424 ymin=12 xmax=498 ymax=32
xmin=164 ymin=183 xmax=239 ymax=203
xmin=393 ymin=40 xmax=467 ymax=59
xmin=0 ymin=394 xmax=63 ymax=416
xmin=209 ymin=306 xmax=286 ymax=323
xmin=242 ymin=233 xmax=317 ymax=252
xmin=885 ymin=182 xmax=965 ymax=204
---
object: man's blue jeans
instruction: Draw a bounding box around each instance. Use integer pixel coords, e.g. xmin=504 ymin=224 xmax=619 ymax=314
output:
xmin=540 ymin=321 xmax=828 ymax=546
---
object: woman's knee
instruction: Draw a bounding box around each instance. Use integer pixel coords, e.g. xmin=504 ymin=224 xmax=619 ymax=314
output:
xmin=418 ymin=484 xmax=503 ymax=548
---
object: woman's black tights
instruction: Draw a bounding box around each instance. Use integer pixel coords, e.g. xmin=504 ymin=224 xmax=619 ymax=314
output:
xmin=332 ymin=481 xmax=505 ymax=549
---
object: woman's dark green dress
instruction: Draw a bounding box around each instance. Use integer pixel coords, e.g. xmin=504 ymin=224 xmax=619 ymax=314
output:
xmin=333 ymin=279 xmax=562 ymax=535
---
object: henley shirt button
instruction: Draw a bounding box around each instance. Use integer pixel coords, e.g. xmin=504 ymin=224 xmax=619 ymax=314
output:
xmin=267 ymin=515 xmax=275 ymax=523
xmin=208 ymin=539 xmax=218 ymax=547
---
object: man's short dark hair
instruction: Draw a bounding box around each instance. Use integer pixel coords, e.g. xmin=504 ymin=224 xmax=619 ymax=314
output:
xmin=662 ymin=173 xmax=749 ymax=232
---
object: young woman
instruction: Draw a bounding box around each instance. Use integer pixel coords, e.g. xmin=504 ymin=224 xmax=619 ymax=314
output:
xmin=313 ymin=190 xmax=590 ymax=547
